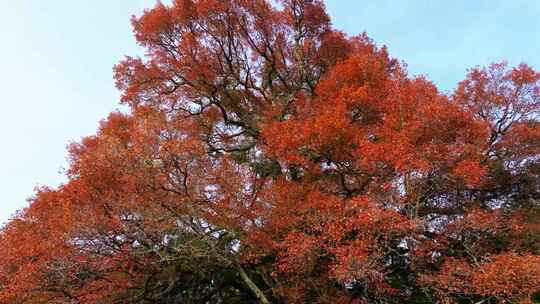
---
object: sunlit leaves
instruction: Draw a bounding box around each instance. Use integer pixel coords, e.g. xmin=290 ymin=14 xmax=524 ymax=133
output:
xmin=1 ymin=0 xmax=539 ymax=303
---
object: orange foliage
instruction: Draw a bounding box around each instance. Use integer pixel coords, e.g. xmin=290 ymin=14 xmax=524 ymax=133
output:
xmin=1 ymin=1 xmax=539 ymax=303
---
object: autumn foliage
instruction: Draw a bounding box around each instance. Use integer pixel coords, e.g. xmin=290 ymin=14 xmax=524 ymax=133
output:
xmin=1 ymin=1 xmax=539 ymax=303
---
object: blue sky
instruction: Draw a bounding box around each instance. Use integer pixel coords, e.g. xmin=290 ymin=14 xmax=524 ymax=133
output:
xmin=0 ymin=1 xmax=539 ymax=224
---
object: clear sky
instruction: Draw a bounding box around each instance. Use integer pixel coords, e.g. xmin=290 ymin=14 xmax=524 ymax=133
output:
xmin=0 ymin=1 xmax=539 ymax=224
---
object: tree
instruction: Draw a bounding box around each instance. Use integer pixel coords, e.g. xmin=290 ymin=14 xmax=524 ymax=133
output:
xmin=1 ymin=1 xmax=538 ymax=303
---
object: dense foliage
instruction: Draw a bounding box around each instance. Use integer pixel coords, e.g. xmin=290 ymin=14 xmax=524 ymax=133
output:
xmin=1 ymin=1 xmax=539 ymax=303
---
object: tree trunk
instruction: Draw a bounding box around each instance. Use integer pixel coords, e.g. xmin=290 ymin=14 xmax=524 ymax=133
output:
xmin=237 ymin=265 xmax=271 ymax=304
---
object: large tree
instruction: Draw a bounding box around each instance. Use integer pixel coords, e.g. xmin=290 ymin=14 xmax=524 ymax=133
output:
xmin=1 ymin=1 xmax=539 ymax=303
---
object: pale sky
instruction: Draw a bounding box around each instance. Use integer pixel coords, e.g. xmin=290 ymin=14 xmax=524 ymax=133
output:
xmin=1 ymin=1 xmax=539 ymax=224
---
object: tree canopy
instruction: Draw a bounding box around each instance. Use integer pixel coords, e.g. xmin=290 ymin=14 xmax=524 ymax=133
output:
xmin=1 ymin=1 xmax=539 ymax=303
